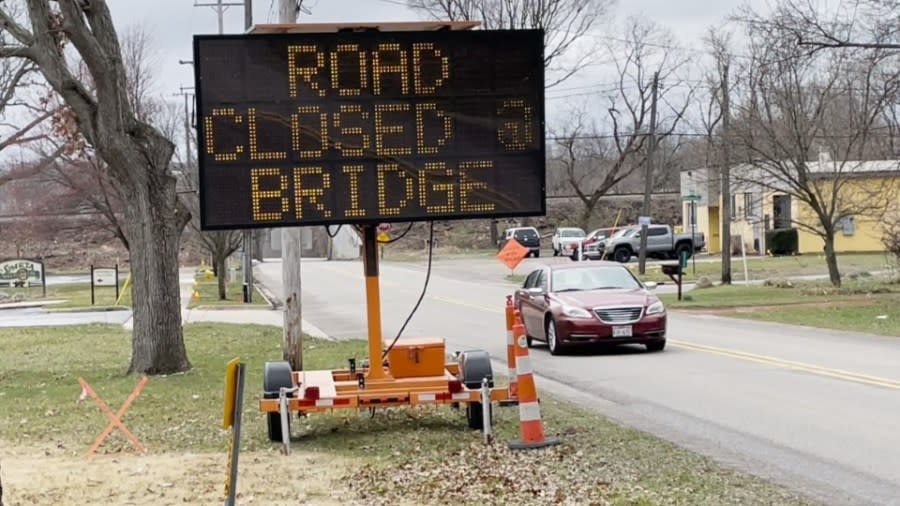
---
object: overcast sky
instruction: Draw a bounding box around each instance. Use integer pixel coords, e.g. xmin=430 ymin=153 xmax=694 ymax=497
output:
xmin=109 ymin=0 xmax=746 ymax=114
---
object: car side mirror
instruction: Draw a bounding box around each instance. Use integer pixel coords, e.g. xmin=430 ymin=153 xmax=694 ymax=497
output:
xmin=644 ymin=281 xmax=658 ymax=290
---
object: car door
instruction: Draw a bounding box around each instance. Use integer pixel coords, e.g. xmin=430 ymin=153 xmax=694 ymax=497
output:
xmin=648 ymin=226 xmax=669 ymax=252
xmin=515 ymin=269 xmax=546 ymax=338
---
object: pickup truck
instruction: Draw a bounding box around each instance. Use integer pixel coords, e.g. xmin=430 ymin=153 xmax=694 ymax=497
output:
xmin=603 ymin=225 xmax=705 ymax=263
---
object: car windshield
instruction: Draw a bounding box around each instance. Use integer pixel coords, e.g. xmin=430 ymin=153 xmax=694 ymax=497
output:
xmin=560 ymin=229 xmax=585 ymax=238
xmin=552 ymin=266 xmax=642 ymax=292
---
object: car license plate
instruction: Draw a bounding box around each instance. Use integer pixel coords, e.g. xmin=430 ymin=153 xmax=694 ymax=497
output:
xmin=612 ymin=326 xmax=632 ymax=338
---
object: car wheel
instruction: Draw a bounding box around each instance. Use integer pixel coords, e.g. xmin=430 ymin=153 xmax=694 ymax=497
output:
xmin=675 ymin=243 xmax=692 ymax=260
xmin=613 ymin=247 xmax=631 ymax=263
xmin=646 ymin=339 xmax=666 ymax=352
xmin=526 ymin=334 xmax=534 ymax=348
xmin=534 ymin=250 xmax=540 ymax=258
xmin=547 ymin=318 xmax=565 ymax=355
xmin=553 ymin=248 xmax=559 ymax=257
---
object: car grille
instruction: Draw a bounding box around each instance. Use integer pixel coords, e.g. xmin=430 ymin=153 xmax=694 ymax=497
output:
xmin=594 ymin=306 xmax=643 ymax=324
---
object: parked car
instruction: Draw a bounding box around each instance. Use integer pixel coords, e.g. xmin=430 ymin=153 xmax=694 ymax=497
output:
xmin=567 ymin=227 xmax=621 ymax=261
xmin=551 ymin=227 xmax=586 ymax=256
xmin=499 ymin=226 xmax=541 ymax=257
xmin=513 ymin=262 xmax=666 ymax=355
xmin=603 ymin=224 xmax=705 ymax=263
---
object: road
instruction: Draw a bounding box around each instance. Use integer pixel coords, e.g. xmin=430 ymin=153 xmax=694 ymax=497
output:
xmin=255 ymin=256 xmax=900 ymax=506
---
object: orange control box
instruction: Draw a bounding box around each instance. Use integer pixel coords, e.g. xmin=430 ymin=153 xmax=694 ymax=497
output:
xmin=387 ymin=338 xmax=447 ymax=378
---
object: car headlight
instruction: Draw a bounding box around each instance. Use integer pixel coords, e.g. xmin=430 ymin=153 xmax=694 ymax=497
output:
xmin=561 ymin=304 xmax=593 ymax=319
xmin=646 ymin=300 xmax=665 ymax=315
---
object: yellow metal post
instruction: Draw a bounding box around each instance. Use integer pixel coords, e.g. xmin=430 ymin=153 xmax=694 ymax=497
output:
xmin=362 ymin=225 xmax=388 ymax=380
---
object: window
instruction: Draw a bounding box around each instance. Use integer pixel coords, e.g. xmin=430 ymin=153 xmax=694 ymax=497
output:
xmin=648 ymin=227 xmax=667 ymax=236
xmin=523 ymin=270 xmax=540 ymax=289
xmin=730 ymin=194 xmax=737 ymax=220
xmin=839 ymin=215 xmax=855 ymax=236
xmin=551 ymin=266 xmax=642 ymax=292
xmin=744 ymin=193 xmax=753 ymax=219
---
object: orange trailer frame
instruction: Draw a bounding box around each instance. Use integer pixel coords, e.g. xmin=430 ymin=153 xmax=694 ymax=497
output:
xmin=258 ymin=224 xmax=509 ymax=429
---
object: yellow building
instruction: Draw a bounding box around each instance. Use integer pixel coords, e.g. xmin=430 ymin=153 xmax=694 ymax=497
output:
xmin=680 ymin=159 xmax=900 ymax=255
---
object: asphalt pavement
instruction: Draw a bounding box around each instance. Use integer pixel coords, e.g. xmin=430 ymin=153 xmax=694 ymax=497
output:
xmin=255 ymin=255 xmax=900 ymax=506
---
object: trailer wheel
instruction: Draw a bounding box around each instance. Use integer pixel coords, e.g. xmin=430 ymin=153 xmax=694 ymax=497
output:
xmin=459 ymin=350 xmax=494 ymax=432
xmin=263 ymin=361 xmax=294 ymax=442
xmin=466 ymin=402 xmax=484 ymax=430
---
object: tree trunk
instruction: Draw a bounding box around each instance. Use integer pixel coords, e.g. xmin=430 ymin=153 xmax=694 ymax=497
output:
xmin=579 ymin=205 xmax=595 ymax=231
xmin=489 ymin=220 xmax=499 ymax=248
xmin=823 ymin=230 xmax=841 ymax=287
xmin=216 ymin=254 xmax=227 ymax=300
xmin=1 ymin=459 xmax=4 ymax=506
xmin=122 ymin=174 xmax=191 ymax=375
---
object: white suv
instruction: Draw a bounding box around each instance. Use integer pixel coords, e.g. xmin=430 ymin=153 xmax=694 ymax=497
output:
xmin=551 ymin=227 xmax=585 ymax=256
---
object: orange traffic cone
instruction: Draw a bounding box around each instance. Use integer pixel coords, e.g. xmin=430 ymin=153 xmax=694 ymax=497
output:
xmin=508 ymin=310 xmax=560 ymax=450
xmin=501 ymin=295 xmax=519 ymax=405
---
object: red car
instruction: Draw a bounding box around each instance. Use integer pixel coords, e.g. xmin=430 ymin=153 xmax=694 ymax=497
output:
xmin=514 ymin=262 xmax=666 ymax=355
xmin=567 ymin=227 xmax=622 ymax=260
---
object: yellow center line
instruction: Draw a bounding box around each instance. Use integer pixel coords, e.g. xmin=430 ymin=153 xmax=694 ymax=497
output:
xmin=670 ymin=340 xmax=900 ymax=390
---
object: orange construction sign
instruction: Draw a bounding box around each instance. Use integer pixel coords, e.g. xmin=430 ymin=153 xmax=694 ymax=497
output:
xmin=496 ymin=239 xmax=529 ymax=271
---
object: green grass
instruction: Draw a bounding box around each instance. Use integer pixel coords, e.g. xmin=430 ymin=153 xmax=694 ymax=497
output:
xmin=0 ymin=324 xmax=362 ymax=453
xmin=634 ymin=252 xmax=893 ymax=284
xmin=662 ymin=278 xmax=900 ymax=336
xmin=660 ymin=284 xmax=851 ymax=308
xmin=188 ymin=277 xmax=268 ymax=308
xmin=41 ymin=281 xmax=132 ymax=309
xmin=505 ymin=273 xmax=526 ymax=284
xmin=0 ymin=324 xmax=811 ymax=505
xmin=731 ymin=296 xmax=900 ymax=336
xmin=662 ymin=278 xmax=900 ymax=309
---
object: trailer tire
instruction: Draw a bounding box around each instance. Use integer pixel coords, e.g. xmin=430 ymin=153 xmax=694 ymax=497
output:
xmin=459 ymin=350 xmax=493 ymax=431
xmin=263 ymin=361 xmax=294 ymax=442
xmin=466 ymin=401 xmax=485 ymax=430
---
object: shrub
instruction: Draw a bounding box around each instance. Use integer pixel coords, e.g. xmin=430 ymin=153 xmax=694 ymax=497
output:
xmin=765 ymin=228 xmax=799 ymax=256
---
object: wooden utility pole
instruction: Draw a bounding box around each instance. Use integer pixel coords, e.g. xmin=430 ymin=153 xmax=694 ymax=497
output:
xmin=638 ymin=72 xmax=659 ymax=275
xmin=279 ymin=0 xmax=304 ymax=371
xmin=720 ymin=63 xmax=732 ymax=285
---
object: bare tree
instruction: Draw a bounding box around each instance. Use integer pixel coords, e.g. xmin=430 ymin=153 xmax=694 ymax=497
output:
xmin=745 ymin=0 xmax=900 ymax=52
xmin=551 ymin=19 xmax=693 ymax=230
xmin=730 ymin=18 xmax=900 ymax=287
xmin=884 ymin=210 xmax=900 ymax=269
xmin=407 ymin=0 xmax=614 ymax=87
xmin=0 ymin=1 xmax=191 ymax=373
xmin=0 ymin=3 xmax=59 ymax=185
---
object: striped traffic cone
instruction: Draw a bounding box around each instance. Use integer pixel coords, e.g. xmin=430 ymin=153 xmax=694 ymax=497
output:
xmin=508 ymin=310 xmax=560 ymax=450
xmin=500 ymin=295 xmax=519 ymax=406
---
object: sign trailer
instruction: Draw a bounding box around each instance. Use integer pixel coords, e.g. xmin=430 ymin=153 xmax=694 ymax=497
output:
xmin=194 ymin=22 xmax=545 ymax=442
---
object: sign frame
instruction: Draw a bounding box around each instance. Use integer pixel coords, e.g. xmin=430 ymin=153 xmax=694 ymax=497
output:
xmin=0 ymin=258 xmax=46 ymax=297
xmin=90 ymin=265 xmax=120 ymax=306
xmin=193 ymin=28 xmax=546 ymax=231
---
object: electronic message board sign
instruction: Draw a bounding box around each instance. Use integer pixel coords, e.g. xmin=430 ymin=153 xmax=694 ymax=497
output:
xmin=194 ymin=29 xmax=544 ymax=230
